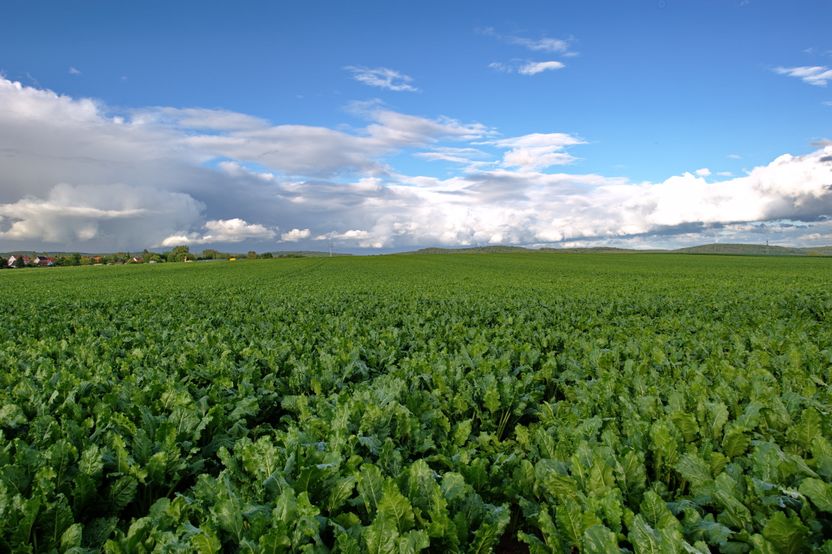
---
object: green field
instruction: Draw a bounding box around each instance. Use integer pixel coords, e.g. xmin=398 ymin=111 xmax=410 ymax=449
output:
xmin=2 ymin=254 xmax=831 ymax=552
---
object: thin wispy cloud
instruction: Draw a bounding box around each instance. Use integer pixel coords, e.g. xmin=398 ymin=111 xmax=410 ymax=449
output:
xmin=802 ymin=47 xmax=832 ymax=58
xmin=68 ymin=66 xmax=81 ymax=76
xmin=415 ymin=146 xmax=488 ymax=164
xmin=518 ymin=61 xmax=565 ymax=75
xmin=489 ymin=60 xmax=565 ymax=76
xmin=345 ymin=66 xmax=418 ymax=92
xmin=482 ymin=28 xmax=573 ymax=77
xmin=479 ymin=27 xmax=574 ymax=54
xmin=774 ymin=65 xmax=832 ymax=87
xmin=510 ymin=35 xmax=570 ymax=53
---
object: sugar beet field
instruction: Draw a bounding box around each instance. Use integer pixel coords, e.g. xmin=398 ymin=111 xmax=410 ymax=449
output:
xmin=1 ymin=253 xmax=831 ymax=553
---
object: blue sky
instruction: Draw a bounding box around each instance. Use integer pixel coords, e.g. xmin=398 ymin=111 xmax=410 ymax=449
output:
xmin=1 ymin=0 xmax=831 ymax=252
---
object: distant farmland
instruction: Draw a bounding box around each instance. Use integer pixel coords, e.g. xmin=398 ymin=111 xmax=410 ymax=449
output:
xmin=1 ymin=253 xmax=831 ymax=552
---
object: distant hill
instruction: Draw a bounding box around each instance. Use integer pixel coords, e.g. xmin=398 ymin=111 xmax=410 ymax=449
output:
xmin=673 ymin=243 xmax=832 ymax=256
xmin=540 ymin=246 xmax=666 ymax=254
xmin=270 ymin=250 xmax=351 ymax=257
xmin=407 ymin=246 xmax=530 ymax=255
xmin=403 ymin=243 xmax=832 ymax=256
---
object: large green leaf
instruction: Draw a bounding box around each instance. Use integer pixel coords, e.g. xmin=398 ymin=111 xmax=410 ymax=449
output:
xmin=798 ymin=477 xmax=832 ymax=513
xmin=761 ymin=512 xmax=809 ymax=554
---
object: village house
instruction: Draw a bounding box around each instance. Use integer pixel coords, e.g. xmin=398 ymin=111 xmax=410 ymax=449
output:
xmin=6 ymin=255 xmax=32 ymax=268
xmin=33 ymin=256 xmax=55 ymax=267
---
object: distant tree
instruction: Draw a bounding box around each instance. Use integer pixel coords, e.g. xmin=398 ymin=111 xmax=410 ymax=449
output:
xmin=247 ymin=250 xmax=257 ymax=260
xmin=201 ymin=248 xmax=228 ymax=260
xmin=113 ymin=252 xmax=129 ymax=263
xmin=260 ymin=252 xmax=273 ymax=259
xmin=166 ymin=245 xmax=191 ymax=262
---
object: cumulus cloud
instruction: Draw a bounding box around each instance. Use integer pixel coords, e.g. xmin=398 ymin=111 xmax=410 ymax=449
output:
xmin=2 ymin=77 xmax=832 ymax=252
xmin=345 ymin=66 xmax=418 ymax=92
xmin=490 ymin=133 xmax=585 ymax=170
xmin=178 ymin=106 xmax=488 ymax=177
xmin=314 ymin=229 xmax=382 ymax=248
xmin=774 ymin=65 xmax=832 ymax=86
xmin=0 ymin=183 xmax=203 ymax=249
xmin=160 ymin=218 xmax=276 ymax=247
xmin=295 ymin=145 xmax=832 ymax=249
xmin=281 ymin=228 xmax=311 ymax=242
xmin=695 ymin=168 xmax=711 ymax=177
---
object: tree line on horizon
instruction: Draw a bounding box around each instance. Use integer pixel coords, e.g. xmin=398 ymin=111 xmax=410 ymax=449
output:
xmin=0 ymin=246 xmax=282 ymax=268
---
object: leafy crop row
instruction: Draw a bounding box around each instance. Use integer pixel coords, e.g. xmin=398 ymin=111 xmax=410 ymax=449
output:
xmin=1 ymin=254 xmax=830 ymax=552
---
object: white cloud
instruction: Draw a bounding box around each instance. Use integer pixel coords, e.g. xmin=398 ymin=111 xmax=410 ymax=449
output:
xmin=510 ymin=36 xmax=571 ymax=53
xmin=345 ymin=66 xmax=418 ymax=92
xmin=695 ymin=168 xmax=711 ymax=177
xmin=490 ymin=60 xmax=566 ymax=75
xmin=415 ymin=147 xmax=493 ymax=170
xmin=2 ymin=77 xmax=832 ymax=253
xmin=334 ymin=229 xmax=370 ymax=240
xmin=717 ymin=171 xmax=734 ymax=177
xmin=824 ymin=100 xmax=832 ymax=106
xmin=176 ymin=106 xmax=488 ymax=177
xmin=0 ymin=184 xmax=203 ymax=247
xmin=488 ymin=62 xmax=511 ymax=73
xmin=774 ymin=65 xmax=832 ymax=86
xmin=281 ymin=228 xmax=311 ymax=242
xmin=217 ymin=160 xmax=276 ymax=182
xmin=480 ymin=28 xmax=573 ymax=54
xmin=490 ymin=133 xmax=585 ymax=170
xmin=68 ymin=66 xmax=81 ymax=76
xmin=314 ymin=229 xmax=382 ymax=248
xmin=160 ymin=218 xmax=276 ymax=246
xmin=483 ymin=29 xmax=573 ymax=76
xmin=727 ymin=153 xmax=742 ymax=160
xmin=518 ymin=61 xmax=565 ymax=75
xmin=138 ymin=107 xmax=269 ymax=131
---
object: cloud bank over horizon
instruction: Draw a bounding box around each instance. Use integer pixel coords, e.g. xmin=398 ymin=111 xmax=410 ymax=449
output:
xmin=1 ymin=77 xmax=832 ymax=253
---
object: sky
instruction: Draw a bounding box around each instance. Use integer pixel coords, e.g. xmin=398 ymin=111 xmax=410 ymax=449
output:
xmin=1 ymin=0 xmax=831 ymax=253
